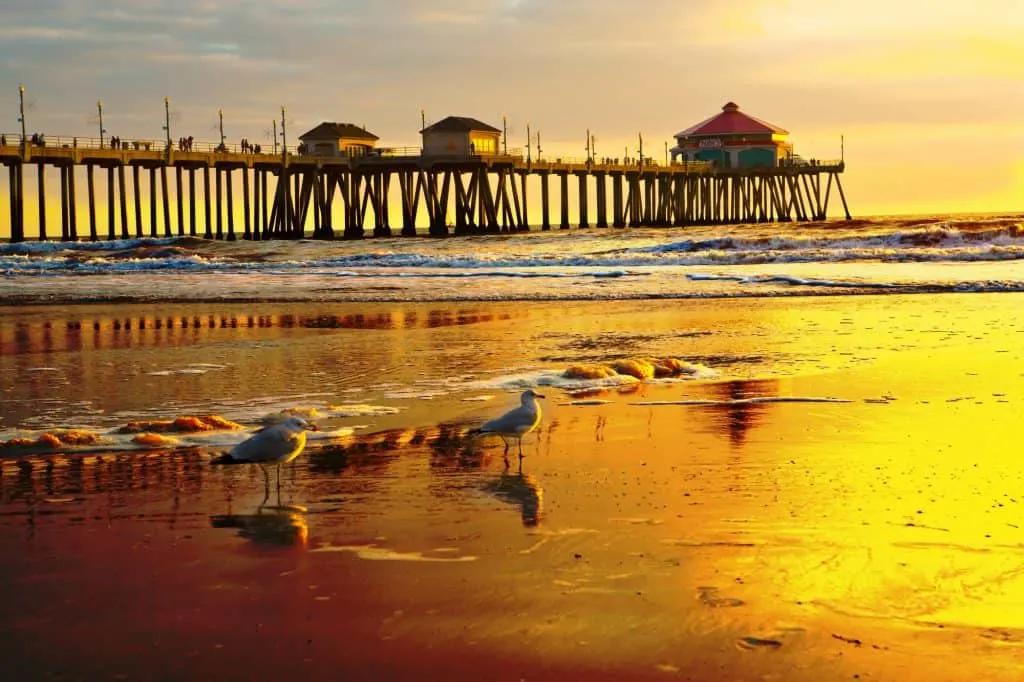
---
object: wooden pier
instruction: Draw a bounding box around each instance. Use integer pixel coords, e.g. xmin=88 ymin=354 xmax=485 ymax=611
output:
xmin=0 ymin=136 xmax=850 ymax=242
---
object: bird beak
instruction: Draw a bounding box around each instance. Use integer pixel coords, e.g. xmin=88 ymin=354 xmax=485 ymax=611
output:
xmin=308 ymin=423 xmax=320 ymax=432
xmin=535 ymin=393 xmax=546 ymax=399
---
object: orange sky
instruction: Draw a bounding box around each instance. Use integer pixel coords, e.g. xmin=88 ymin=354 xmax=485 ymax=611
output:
xmin=1 ymin=0 xmax=1022 ymax=226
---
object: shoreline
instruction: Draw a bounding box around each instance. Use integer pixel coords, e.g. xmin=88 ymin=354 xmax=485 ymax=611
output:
xmin=3 ymin=293 xmax=1024 ymax=680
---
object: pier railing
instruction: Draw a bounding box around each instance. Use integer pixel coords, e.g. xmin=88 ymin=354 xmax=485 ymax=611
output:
xmin=0 ymin=134 xmax=842 ymax=173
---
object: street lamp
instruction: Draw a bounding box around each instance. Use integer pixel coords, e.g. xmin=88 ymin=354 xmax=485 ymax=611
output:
xmin=280 ymin=106 xmax=287 ymax=156
xmin=97 ymin=100 xmax=106 ymax=148
xmin=163 ymin=97 xmax=171 ymax=150
xmin=218 ymin=108 xmax=225 ymax=149
xmin=17 ymin=84 xmax=27 ymax=152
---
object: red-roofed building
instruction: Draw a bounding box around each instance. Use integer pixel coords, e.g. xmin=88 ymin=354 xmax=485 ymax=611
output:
xmin=670 ymin=102 xmax=794 ymax=169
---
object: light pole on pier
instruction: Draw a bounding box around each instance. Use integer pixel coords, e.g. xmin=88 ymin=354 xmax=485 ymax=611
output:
xmin=97 ymin=100 xmax=106 ymax=148
xmin=526 ymin=123 xmax=531 ymax=164
xmin=502 ymin=116 xmax=508 ymax=155
xmin=17 ymin=84 xmax=27 ymax=154
xmin=536 ymin=130 xmax=542 ymax=161
xmin=421 ymin=109 xmax=426 ymax=131
xmin=664 ymin=140 xmax=668 ymax=165
xmin=637 ymin=132 xmax=644 ymax=169
xmin=272 ymin=119 xmax=278 ymax=155
xmin=218 ymin=108 xmax=225 ymax=149
xmin=163 ymin=97 xmax=172 ymax=150
xmin=585 ymin=128 xmax=591 ymax=162
xmin=280 ymin=106 xmax=287 ymax=157
xmin=591 ymin=132 xmax=597 ymax=162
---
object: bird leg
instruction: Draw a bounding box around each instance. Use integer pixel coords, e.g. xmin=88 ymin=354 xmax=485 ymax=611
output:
xmin=259 ymin=462 xmax=270 ymax=505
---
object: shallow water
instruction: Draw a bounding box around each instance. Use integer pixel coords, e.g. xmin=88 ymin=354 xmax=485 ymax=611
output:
xmin=3 ymin=215 xmax=1024 ymax=305
xmin=2 ymin=295 xmax=1024 ymax=680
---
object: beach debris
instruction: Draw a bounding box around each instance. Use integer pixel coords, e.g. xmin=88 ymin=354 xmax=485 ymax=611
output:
xmin=0 ymin=428 xmax=104 ymax=451
xmin=564 ymin=357 xmax=713 ymax=382
xmin=697 ymin=586 xmax=745 ymax=608
xmin=131 ymin=432 xmax=180 ymax=448
xmin=736 ymin=636 xmax=783 ymax=650
xmin=116 ymin=415 xmax=244 ymax=434
xmin=261 ymin=407 xmax=323 ymax=424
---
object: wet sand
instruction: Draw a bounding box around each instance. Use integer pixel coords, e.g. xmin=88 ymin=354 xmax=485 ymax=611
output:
xmin=2 ymin=295 xmax=1024 ymax=681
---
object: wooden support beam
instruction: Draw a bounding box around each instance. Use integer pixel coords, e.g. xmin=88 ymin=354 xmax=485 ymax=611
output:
xmin=60 ymin=165 xmax=70 ymax=240
xmin=86 ymin=165 xmax=98 ymax=240
xmin=577 ymin=173 xmax=589 ymax=228
xmin=612 ymin=173 xmax=624 ymax=228
xmin=36 ymin=164 xmax=46 ymax=241
xmin=203 ymin=167 xmax=213 ymax=238
xmin=160 ymin=166 xmax=171 ymax=237
xmin=8 ymin=164 xmax=24 ymax=243
xmin=519 ymin=171 xmax=529 ymax=230
xmin=261 ymin=171 xmax=268 ymax=238
xmin=540 ymin=172 xmax=551 ymax=230
xmin=834 ymin=172 xmax=852 ymax=220
xmin=188 ymin=168 xmax=197 ymax=237
xmin=67 ymin=164 xmax=77 ymax=240
xmin=130 ymin=166 xmax=141 ymax=237
xmin=559 ymin=173 xmax=570 ymax=229
xmin=118 ymin=165 xmax=129 ymax=239
xmin=106 ymin=166 xmax=116 ymax=239
xmin=215 ymin=168 xmax=223 ymax=239
xmin=595 ymin=173 xmax=608 ymax=228
xmin=225 ymin=168 xmax=235 ymax=240
xmin=174 ymin=167 xmax=183 ymax=236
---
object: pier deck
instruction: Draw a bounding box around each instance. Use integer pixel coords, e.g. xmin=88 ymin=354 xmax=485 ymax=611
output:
xmin=1 ymin=135 xmax=849 ymax=242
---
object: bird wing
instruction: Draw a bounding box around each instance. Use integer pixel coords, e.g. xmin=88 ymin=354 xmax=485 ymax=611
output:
xmin=230 ymin=426 xmax=305 ymax=462
xmin=480 ymin=405 xmax=540 ymax=436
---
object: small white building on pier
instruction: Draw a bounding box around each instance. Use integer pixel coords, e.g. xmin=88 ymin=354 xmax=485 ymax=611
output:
xmin=421 ymin=116 xmax=502 ymax=157
xmin=298 ymin=122 xmax=379 ymax=157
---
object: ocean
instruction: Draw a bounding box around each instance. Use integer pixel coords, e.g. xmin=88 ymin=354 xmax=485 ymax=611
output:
xmin=2 ymin=214 xmax=1024 ymax=304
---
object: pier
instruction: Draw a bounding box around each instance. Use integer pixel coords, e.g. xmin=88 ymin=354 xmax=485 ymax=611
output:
xmin=0 ymin=136 xmax=849 ymax=243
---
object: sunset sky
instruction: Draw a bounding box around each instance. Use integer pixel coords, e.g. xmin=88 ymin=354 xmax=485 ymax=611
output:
xmin=1 ymin=0 xmax=1022 ymax=217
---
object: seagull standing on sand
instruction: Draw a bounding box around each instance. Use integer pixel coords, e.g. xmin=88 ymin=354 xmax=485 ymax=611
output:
xmin=214 ymin=416 xmax=317 ymax=495
xmin=476 ymin=389 xmax=545 ymax=460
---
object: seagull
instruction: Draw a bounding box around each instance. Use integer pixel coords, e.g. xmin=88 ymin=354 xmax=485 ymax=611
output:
xmin=213 ymin=416 xmax=318 ymax=495
xmin=475 ymin=389 xmax=545 ymax=460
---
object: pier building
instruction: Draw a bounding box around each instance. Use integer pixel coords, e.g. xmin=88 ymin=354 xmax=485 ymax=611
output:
xmin=298 ymin=123 xmax=379 ymax=157
xmin=670 ymin=102 xmax=794 ymax=169
xmin=421 ymin=117 xmax=502 ymax=156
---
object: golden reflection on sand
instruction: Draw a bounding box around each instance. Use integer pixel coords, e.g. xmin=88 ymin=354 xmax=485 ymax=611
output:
xmin=2 ymin=296 xmax=1024 ymax=680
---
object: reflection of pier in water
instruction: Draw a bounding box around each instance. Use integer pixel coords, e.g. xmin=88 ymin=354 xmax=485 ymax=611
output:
xmin=0 ymin=307 xmax=512 ymax=356
xmin=705 ymin=379 xmax=782 ymax=446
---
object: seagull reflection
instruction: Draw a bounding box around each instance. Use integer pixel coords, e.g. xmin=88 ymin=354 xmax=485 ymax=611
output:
xmin=481 ymin=462 xmax=544 ymax=527
xmin=210 ymin=503 xmax=309 ymax=548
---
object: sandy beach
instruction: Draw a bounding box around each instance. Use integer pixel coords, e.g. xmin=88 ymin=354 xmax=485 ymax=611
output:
xmin=2 ymin=293 xmax=1024 ymax=681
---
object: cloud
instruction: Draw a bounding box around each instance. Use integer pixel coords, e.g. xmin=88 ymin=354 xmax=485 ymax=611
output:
xmin=0 ymin=0 xmax=1021 ymax=214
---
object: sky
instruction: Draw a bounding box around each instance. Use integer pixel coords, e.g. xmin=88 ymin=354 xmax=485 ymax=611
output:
xmin=1 ymin=0 xmax=1023 ymax=217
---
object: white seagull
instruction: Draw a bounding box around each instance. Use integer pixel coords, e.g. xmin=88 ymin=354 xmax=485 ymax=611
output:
xmin=476 ymin=389 xmax=546 ymax=460
xmin=215 ymin=416 xmax=318 ymax=494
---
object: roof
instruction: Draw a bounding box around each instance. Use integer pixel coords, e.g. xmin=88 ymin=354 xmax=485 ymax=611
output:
xmin=421 ymin=116 xmax=501 ymax=134
xmin=299 ymin=122 xmax=379 ymax=141
xmin=675 ymin=102 xmax=788 ymax=138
